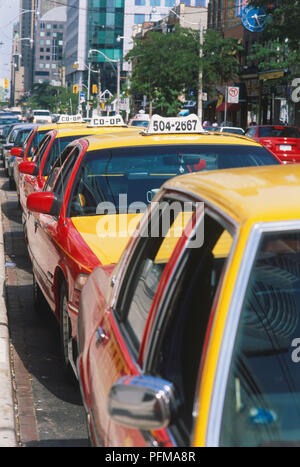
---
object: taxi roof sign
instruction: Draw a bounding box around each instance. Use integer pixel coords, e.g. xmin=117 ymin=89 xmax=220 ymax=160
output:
xmin=144 ymin=114 xmax=205 ymax=135
xmin=88 ymin=114 xmax=127 ymax=127
xmin=57 ymin=114 xmax=84 ymax=124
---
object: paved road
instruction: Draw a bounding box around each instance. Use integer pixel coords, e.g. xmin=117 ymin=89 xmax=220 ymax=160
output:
xmin=0 ymin=164 xmax=89 ymax=447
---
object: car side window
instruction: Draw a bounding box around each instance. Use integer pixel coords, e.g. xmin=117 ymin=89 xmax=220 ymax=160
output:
xmin=117 ymin=198 xmax=197 ymax=357
xmin=220 ymin=230 xmax=300 ymax=447
xmin=44 ymin=146 xmax=76 ymax=192
xmin=52 ymin=148 xmax=80 ymax=198
xmin=32 ymin=135 xmax=51 ymax=164
xmin=146 ymin=212 xmax=234 ymax=444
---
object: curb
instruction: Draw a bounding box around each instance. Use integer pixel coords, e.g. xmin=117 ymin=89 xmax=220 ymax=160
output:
xmin=0 ymin=199 xmax=17 ymax=447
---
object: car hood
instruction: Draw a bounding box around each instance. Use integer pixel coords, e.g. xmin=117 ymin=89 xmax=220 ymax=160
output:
xmin=71 ymin=213 xmax=143 ymax=265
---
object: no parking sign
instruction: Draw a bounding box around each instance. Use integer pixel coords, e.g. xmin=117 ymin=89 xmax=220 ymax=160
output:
xmin=227 ymin=86 xmax=240 ymax=103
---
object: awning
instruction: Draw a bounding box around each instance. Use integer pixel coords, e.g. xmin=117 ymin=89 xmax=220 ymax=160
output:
xmin=216 ymin=102 xmax=241 ymax=112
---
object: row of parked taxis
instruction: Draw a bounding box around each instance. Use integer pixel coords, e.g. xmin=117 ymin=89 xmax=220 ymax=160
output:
xmin=7 ymin=111 xmax=300 ymax=447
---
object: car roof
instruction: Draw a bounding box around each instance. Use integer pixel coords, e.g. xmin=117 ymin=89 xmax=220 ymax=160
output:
xmin=221 ymin=126 xmax=244 ymax=130
xmin=51 ymin=125 xmax=140 ymax=137
xmin=35 ymin=122 xmax=88 ymax=132
xmin=9 ymin=123 xmax=36 ymax=130
xmin=254 ymin=124 xmax=298 ymax=128
xmin=164 ymin=164 xmax=300 ymax=225
xmin=82 ymin=131 xmax=262 ymax=151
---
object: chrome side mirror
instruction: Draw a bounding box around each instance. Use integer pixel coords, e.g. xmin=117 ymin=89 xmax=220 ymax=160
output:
xmin=108 ymin=375 xmax=177 ymax=430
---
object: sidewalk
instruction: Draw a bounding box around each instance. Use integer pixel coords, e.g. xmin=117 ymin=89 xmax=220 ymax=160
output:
xmin=0 ymin=200 xmax=17 ymax=447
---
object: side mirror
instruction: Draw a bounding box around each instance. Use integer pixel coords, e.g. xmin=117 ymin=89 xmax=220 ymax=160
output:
xmin=19 ymin=161 xmax=39 ymax=176
xmin=27 ymin=191 xmax=61 ymax=217
xmin=11 ymin=147 xmax=23 ymax=157
xmin=108 ymin=375 xmax=177 ymax=430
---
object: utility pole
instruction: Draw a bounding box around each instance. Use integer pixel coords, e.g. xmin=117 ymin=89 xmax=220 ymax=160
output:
xmin=87 ymin=62 xmax=91 ymax=118
xmin=197 ymin=24 xmax=203 ymax=123
xmin=97 ymin=69 xmax=101 ymax=114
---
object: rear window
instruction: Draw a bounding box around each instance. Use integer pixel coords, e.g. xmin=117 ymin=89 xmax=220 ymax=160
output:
xmin=259 ymin=127 xmax=300 ymax=138
xmin=222 ymin=128 xmax=244 ymax=135
xmin=42 ymin=135 xmax=89 ymax=175
xmin=0 ymin=118 xmax=19 ymax=125
xmin=130 ymin=120 xmax=149 ymax=127
xmin=33 ymin=111 xmax=50 ymax=116
xmin=25 ymin=130 xmax=50 ymax=158
xmin=14 ymin=129 xmax=32 ymax=146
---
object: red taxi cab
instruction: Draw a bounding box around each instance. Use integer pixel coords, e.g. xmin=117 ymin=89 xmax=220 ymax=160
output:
xmin=77 ymin=163 xmax=300 ymax=447
xmin=13 ymin=114 xmax=86 ymax=200
xmin=25 ymin=114 xmax=280 ymax=378
xmin=18 ymin=115 xmax=134 ymax=223
xmin=245 ymin=124 xmax=300 ymax=163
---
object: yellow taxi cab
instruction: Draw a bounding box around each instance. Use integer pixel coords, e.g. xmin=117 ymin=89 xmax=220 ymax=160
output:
xmin=13 ymin=114 xmax=89 ymax=198
xmin=77 ymin=162 xmax=300 ymax=447
xmin=18 ymin=114 xmax=139 ymax=221
xmin=24 ymin=114 xmax=279 ymax=382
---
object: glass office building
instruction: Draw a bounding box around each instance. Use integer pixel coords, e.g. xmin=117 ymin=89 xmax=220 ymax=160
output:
xmin=87 ymin=0 xmax=124 ymax=92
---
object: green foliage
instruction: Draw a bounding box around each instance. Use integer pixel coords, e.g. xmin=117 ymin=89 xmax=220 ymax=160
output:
xmin=125 ymin=25 xmax=200 ymax=116
xmin=125 ymin=25 xmax=244 ymax=115
xmin=249 ymin=0 xmax=300 ymax=79
xmin=18 ymin=83 xmax=78 ymax=113
xmin=202 ymin=30 xmax=243 ymax=84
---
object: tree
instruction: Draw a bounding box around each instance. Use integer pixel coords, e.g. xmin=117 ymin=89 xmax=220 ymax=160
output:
xmin=18 ymin=83 xmax=78 ymax=114
xmin=125 ymin=25 xmax=200 ymax=116
xmin=126 ymin=26 xmax=244 ymax=116
xmin=248 ymin=1 xmax=300 ymax=79
xmin=201 ymin=29 xmax=243 ymax=85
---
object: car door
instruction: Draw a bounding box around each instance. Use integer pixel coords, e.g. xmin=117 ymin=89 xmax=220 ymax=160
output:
xmin=210 ymin=222 xmax=300 ymax=447
xmin=27 ymin=146 xmax=80 ymax=310
xmin=86 ymin=196 xmax=202 ymax=447
xmin=136 ymin=203 xmax=236 ymax=447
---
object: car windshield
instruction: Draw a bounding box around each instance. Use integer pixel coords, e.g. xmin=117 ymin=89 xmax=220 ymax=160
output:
xmin=68 ymin=144 xmax=280 ymax=217
xmin=259 ymin=127 xmax=300 ymax=138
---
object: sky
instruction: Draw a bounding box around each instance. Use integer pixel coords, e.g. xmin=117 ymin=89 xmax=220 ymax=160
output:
xmin=0 ymin=0 xmax=21 ymax=83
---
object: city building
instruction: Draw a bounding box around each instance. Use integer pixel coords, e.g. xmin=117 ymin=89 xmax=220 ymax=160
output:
xmin=10 ymin=24 xmax=25 ymax=106
xmin=65 ymin=0 xmax=88 ymax=94
xmin=34 ymin=6 xmax=67 ymax=86
xmin=19 ymin=0 xmax=39 ymax=93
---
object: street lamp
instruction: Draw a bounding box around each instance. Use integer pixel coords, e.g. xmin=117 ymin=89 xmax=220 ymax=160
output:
xmin=88 ymin=49 xmax=121 ymax=114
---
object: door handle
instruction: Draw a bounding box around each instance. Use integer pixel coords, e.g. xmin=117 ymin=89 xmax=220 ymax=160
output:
xmin=95 ymin=327 xmax=108 ymax=345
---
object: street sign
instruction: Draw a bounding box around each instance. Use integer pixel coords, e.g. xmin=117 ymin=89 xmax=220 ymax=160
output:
xmin=80 ymin=92 xmax=86 ymax=103
xmin=227 ymin=86 xmax=240 ymax=103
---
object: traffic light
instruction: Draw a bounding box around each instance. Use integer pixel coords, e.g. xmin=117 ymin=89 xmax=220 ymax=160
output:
xmin=92 ymin=84 xmax=98 ymax=95
xmin=4 ymin=79 xmax=9 ymax=89
xmin=73 ymin=84 xmax=78 ymax=94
